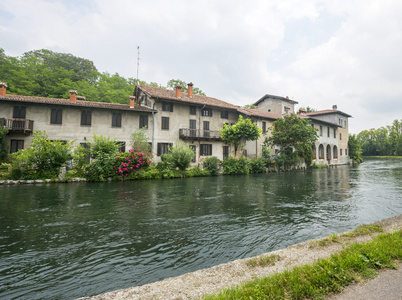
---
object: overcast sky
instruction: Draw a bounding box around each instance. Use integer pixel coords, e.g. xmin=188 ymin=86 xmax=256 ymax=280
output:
xmin=1 ymin=0 xmax=402 ymax=133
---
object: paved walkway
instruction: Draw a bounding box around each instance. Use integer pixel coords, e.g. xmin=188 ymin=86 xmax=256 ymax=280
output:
xmin=327 ymin=263 xmax=402 ymax=300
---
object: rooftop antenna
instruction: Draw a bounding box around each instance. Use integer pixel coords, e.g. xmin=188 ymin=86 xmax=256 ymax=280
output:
xmin=136 ymin=46 xmax=140 ymax=83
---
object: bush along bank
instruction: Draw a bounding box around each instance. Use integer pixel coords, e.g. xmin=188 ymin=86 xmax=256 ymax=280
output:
xmin=0 ymin=131 xmax=311 ymax=184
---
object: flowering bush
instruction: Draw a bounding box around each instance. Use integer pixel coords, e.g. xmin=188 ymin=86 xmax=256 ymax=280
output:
xmin=113 ymin=150 xmax=151 ymax=180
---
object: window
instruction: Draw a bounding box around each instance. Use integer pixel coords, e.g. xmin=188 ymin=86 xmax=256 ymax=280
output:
xmin=340 ymin=149 xmax=343 ymax=156
xmin=139 ymin=115 xmax=148 ymax=128
xmin=340 ymin=133 xmax=342 ymax=140
xmin=345 ymin=149 xmax=348 ymax=156
xmin=162 ymin=102 xmax=173 ymax=112
xmin=189 ymin=119 xmax=196 ymax=137
xmin=203 ymin=121 xmax=210 ymax=138
xmin=223 ymin=145 xmax=229 ymax=159
xmin=13 ymin=106 xmax=26 ymax=118
xmin=339 ymin=118 xmax=343 ymax=126
xmin=319 ymin=125 xmax=323 ymax=136
xmin=311 ymin=124 xmax=314 ymax=128
xmin=262 ymin=121 xmax=266 ymax=134
xmin=333 ymin=128 xmax=336 ymax=138
xmin=112 ymin=112 xmax=122 ymax=127
xmin=161 ymin=117 xmax=169 ymax=130
xmin=10 ymin=140 xmax=24 ymax=153
xmin=80 ymin=142 xmax=91 ymax=162
xmin=81 ymin=111 xmax=92 ymax=126
xmin=201 ymin=108 xmax=213 ymax=116
xmin=220 ymin=110 xmax=229 ymax=119
xmin=157 ymin=143 xmax=172 ymax=156
xmin=189 ymin=106 xmax=197 ymax=115
xmin=344 ymin=120 xmax=347 ymax=127
xmin=200 ymin=144 xmax=212 ymax=156
xmin=190 ymin=145 xmax=196 ymax=162
xmin=50 ymin=108 xmax=62 ymax=124
xmin=267 ymin=109 xmax=271 ymax=112
xmin=116 ymin=141 xmax=126 ymax=153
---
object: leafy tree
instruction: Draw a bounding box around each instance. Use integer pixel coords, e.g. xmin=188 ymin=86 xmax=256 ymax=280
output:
xmin=243 ymin=104 xmax=257 ymax=109
xmin=0 ymin=126 xmax=9 ymax=162
xmin=167 ymin=79 xmax=206 ymax=95
xmin=202 ymin=156 xmax=220 ymax=175
xmin=299 ymin=106 xmax=317 ymax=113
xmin=221 ymin=157 xmax=249 ymax=175
xmin=130 ymin=128 xmax=152 ymax=155
xmin=348 ymin=134 xmax=363 ymax=163
xmin=267 ymin=114 xmax=318 ymax=168
xmin=220 ymin=115 xmax=262 ymax=158
xmin=10 ymin=131 xmax=72 ymax=179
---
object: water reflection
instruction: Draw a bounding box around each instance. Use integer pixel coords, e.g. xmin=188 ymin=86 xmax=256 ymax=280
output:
xmin=1 ymin=159 xmax=401 ymax=299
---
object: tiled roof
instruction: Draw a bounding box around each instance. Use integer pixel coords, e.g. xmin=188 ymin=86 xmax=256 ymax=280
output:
xmin=306 ymin=109 xmax=352 ymax=118
xmin=136 ymin=84 xmax=240 ymax=110
xmin=239 ymin=107 xmax=283 ymax=120
xmin=0 ymin=94 xmax=155 ymax=112
xmin=254 ymin=94 xmax=299 ymax=106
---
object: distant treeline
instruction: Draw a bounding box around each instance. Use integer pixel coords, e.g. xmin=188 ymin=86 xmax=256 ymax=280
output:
xmin=0 ymin=48 xmax=204 ymax=104
xmin=357 ymin=119 xmax=402 ymax=156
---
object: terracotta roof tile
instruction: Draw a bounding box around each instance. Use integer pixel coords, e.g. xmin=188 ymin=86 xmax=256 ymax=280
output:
xmin=0 ymin=94 xmax=155 ymax=112
xmin=306 ymin=109 xmax=352 ymax=118
xmin=239 ymin=107 xmax=282 ymax=120
xmin=137 ymin=84 xmax=240 ymax=110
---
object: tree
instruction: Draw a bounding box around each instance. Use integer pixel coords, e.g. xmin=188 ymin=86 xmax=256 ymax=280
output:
xmin=298 ymin=106 xmax=317 ymax=113
xmin=267 ymin=114 xmax=318 ymax=168
xmin=130 ymin=128 xmax=152 ymax=154
xmin=348 ymin=134 xmax=363 ymax=163
xmin=220 ymin=115 xmax=262 ymax=158
xmin=0 ymin=126 xmax=9 ymax=162
xmin=167 ymin=79 xmax=206 ymax=95
xmin=164 ymin=141 xmax=195 ymax=170
xmin=243 ymin=104 xmax=257 ymax=109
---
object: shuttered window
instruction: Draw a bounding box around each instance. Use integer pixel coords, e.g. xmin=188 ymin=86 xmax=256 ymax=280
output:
xmin=112 ymin=112 xmax=122 ymax=127
xmin=157 ymin=143 xmax=172 ymax=156
xmin=162 ymin=102 xmax=173 ymax=112
xmin=13 ymin=106 xmax=26 ymax=118
xmin=50 ymin=108 xmax=63 ymax=124
xmin=139 ymin=115 xmax=148 ymax=128
xmin=81 ymin=111 xmax=92 ymax=126
xmin=200 ymin=144 xmax=212 ymax=156
xmin=161 ymin=117 xmax=169 ymax=130
xmin=10 ymin=140 xmax=24 ymax=153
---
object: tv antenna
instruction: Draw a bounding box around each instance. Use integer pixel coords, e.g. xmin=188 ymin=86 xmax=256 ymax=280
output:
xmin=136 ymin=46 xmax=140 ymax=83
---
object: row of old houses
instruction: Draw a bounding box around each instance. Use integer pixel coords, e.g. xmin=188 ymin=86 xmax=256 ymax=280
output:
xmin=0 ymin=81 xmax=351 ymax=165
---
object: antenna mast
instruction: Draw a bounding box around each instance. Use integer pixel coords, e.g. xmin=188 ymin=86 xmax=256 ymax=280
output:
xmin=136 ymin=46 xmax=140 ymax=83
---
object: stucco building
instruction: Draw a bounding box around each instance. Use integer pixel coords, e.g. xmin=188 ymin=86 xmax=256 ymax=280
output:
xmin=0 ymin=81 xmax=351 ymax=165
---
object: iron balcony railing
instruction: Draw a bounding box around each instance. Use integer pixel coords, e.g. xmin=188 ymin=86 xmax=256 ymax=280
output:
xmin=1 ymin=118 xmax=34 ymax=135
xmin=179 ymin=128 xmax=222 ymax=141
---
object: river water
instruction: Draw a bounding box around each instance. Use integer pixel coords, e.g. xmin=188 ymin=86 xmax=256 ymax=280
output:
xmin=1 ymin=158 xmax=401 ymax=299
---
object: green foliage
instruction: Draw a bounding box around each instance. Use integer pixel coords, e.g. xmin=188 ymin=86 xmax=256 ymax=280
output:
xmin=348 ymin=134 xmax=363 ymax=163
xmin=83 ymin=134 xmax=119 ymax=182
xmin=130 ymin=128 xmax=152 ymax=155
xmin=203 ymin=156 xmax=220 ymax=176
xmin=220 ymin=115 xmax=262 ymax=157
xmin=185 ymin=166 xmax=210 ymax=177
xmin=243 ymin=104 xmax=257 ymax=109
xmin=167 ymin=79 xmax=206 ymax=95
xmin=357 ymin=119 xmax=402 ymax=156
xmin=221 ymin=157 xmax=249 ymax=175
xmin=113 ymin=150 xmax=151 ymax=180
xmin=10 ymin=131 xmax=71 ymax=180
xmin=248 ymin=157 xmax=266 ymax=173
xmin=298 ymin=106 xmax=316 ymax=112
xmin=246 ymin=254 xmax=281 ymax=268
xmin=163 ymin=142 xmax=195 ymax=170
xmin=267 ymin=114 xmax=318 ymax=168
xmin=0 ymin=125 xmax=8 ymax=162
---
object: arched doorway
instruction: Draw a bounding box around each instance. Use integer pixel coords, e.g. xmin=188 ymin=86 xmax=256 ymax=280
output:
xmin=333 ymin=145 xmax=338 ymax=159
xmin=318 ymin=144 xmax=324 ymax=159
xmin=312 ymin=145 xmax=317 ymax=159
xmin=326 ymin=144 xmax=331 ymax=160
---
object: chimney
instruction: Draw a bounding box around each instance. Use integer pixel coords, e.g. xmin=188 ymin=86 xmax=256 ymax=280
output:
xmin=175 ymin=85 xmax=182 ymax=98
xmin=0 ymin=82 xmax=7 ymax=96
xmin=332 ymin=105 xmax=337 ymax=110
xmin=286 ymin=96 xmax=289 ymax=99
xmin=187 ymin=82 xmax=193 ymax=97
xmin=129 ymin=96 xmax=135 ymax=108
xmin=69 ymin=90 xmax=77 ymax=102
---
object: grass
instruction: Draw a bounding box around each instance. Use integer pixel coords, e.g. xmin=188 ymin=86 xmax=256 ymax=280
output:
xmin=246 ymin=254 xmax=281 ymax=268
xmin=204 ymin=229 xmax=402 ymax=300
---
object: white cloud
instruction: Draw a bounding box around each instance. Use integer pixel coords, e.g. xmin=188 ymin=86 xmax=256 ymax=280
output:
xmin=1 ymin=0 xmax=402 ymax=132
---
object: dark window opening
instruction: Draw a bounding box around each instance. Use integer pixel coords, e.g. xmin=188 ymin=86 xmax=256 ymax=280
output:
xmin=161 ymin=116 xmax=169 ymax=130
xmin=10 ymin=139 xmax=24 ymax=153
xmin=116 ymin=141 xmax=126 ymax=153
xmin=140 ymin=115 xmax=148 ymax=128
xmin=220 ymin=110 xmax=229 ymax=119
xmin=162 ymin=102 xmax=173 ymax=112
xmin=112 ymin=112 xmax=122 ymax=127
xmin=13 ymin=106 xmax=26 ymax=119
xmin=189 ymin=106 xmax=197 ymax=115
xmin=157 ymin=143 xmax=172 ymax=156
xmin=262 ymin=121 xmax=266 ymax=133
xmin=223 ymin=145 xmax=229 ymax=159
xmin=190 ymin=145 xmax=196 ymax=162
xmin=81 ymin=111 xmax=92 ymax=126
xmin=50 ymin=108 xmax=63 ymax=124
xmin=201 ymin=108 xmax=213 ymax=117
xmin=200 ymin=144 xmax=212 ymax=156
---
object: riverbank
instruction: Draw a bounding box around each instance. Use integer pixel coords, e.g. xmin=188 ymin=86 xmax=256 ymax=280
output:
xmin=78 ymin=214 xmax=402 ymax=300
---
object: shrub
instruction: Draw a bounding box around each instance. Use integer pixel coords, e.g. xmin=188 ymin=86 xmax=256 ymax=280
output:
xmin=164 ymin=142 xmax=195 ymax=170
xmin=113 ymin=150 xmax=151 ymax=180
xmin=10 ymin=131 xmax=72 ymax=180
xmin=248 ymin=157 xmax=266 ymax=173
xmin=221 ymin=157 xmax=249 ymax=175
xmin=186 ymin=166 xmax=210 ymax=177
xmin=203 ymin=156 xmax=220 ymax=175
xmin=130 ymin=128 xmax=152 ymax=157
xmin=0 ymin=126 xmax=8 ymax=162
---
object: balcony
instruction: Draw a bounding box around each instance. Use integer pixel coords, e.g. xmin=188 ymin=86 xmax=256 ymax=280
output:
xmin=1 ymin=118 xmax=34 ymax=135
xmin=179 ymin=128 xmax=221 ymax=141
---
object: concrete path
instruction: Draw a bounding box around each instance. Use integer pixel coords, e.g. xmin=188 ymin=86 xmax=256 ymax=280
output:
xmin=327 ymin=263 xmax=402 ymax=300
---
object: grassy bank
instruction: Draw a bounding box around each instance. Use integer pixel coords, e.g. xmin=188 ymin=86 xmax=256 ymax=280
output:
xmin=204 ymin=226 xmax=402 ymax=300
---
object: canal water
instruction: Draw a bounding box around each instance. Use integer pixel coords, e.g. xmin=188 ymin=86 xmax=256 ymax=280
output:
xmin=1 ymin=158 xmax=401 ymax=299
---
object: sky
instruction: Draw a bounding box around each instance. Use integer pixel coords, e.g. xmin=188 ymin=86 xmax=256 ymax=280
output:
xmin=1 ymin=0 xmax=402 ymax=133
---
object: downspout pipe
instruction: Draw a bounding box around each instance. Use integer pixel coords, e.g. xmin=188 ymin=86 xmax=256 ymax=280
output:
xmin=199 ymin=104 xmax=206 ymax=164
